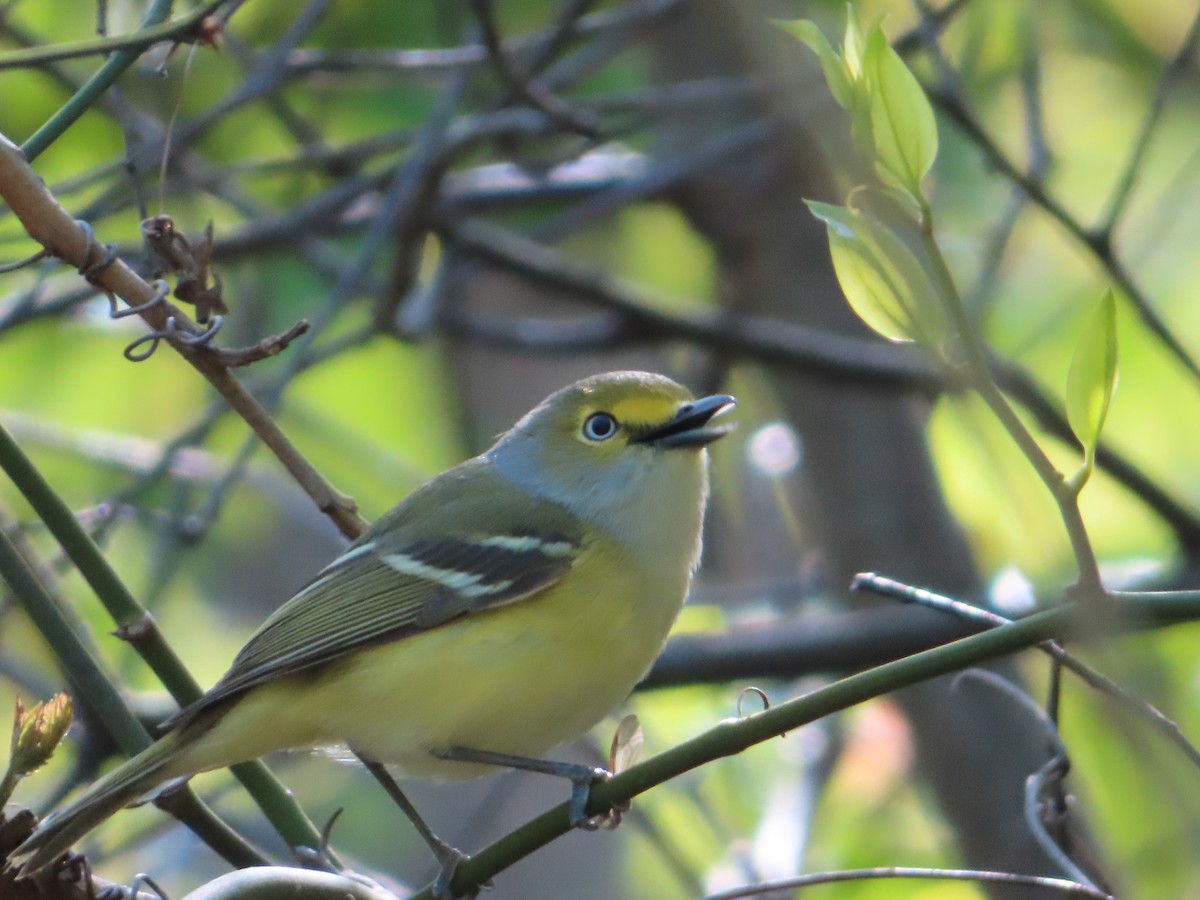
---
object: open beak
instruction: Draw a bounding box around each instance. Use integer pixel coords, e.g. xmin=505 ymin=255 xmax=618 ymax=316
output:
xmin=633 ymin=394 xmax=736 ymax=449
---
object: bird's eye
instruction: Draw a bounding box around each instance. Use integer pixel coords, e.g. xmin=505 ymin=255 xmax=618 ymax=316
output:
xmin=582 ymin=412 xmax=618 ymax=441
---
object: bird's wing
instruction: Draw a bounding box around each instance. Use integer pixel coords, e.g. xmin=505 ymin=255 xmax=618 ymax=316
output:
xmin=166 ymin=461 xmax=584 ymax=729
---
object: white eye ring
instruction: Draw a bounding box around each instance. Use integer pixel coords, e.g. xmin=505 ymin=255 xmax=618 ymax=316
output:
xmin=582 ymin=412 xmax=618 ymax=441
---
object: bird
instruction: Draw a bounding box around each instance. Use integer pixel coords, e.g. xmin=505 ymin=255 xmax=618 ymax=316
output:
xmin=10 ymin=370 xmax=734 ymax=891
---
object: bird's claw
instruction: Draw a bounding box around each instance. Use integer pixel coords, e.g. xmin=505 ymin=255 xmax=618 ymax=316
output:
xmin=432 ymin=845 xmax=492 ymax=899
xmin=568 ymin=766 xmax=617 ymax=830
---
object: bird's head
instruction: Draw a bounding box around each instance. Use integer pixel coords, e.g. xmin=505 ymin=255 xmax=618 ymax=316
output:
xmin=487 ymin=371 xmax=735 ymax=539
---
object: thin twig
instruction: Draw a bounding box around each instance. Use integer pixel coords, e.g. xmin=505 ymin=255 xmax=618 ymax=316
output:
xmin=467 ymin=0 xmax=600 ymax=138
xmin=282 ymin=0 xmax=684 ymax=78
xmin=852 ymin=573 xmax=1200 ymax=773
xmin=211 ymin=319 xmax=311 ymax=367
xmin=954 ymin=670 xmax=1100 ymax=890
xmin=0 ymin=132 xmax=366 ymax=539
xmin=699 ymin=866 xmax=1110 ymax=899
xmin=19 ymin=0 xmax=235 ymax=160
xmin=0 ymin=0 xmax=228 ymax=71
xmin=1096 ymin=7 xmax=1200 ymax=238
xmin=437 ymin=216 xmax=944 ymax=390
xmin=924 ymin=83 xmax=1200 ymax=384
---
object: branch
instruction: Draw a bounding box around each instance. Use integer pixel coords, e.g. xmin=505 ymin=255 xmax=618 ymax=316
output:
xmin=854 ymin=573 xmax=1200 ymax=774
xmin=0 ymin=524 xmax=262 ymax=869
xmin=923 ymin=83 xmax=1200 ymax=385
xmin=700 ymin=867 xmax=1109 ymax=899
xmin=467 ymin=0 xmax=600 ymax=138
xmin=282 ymin=0 xmax=685 ymax=78
xmin=18 ymin=0 xmax=235 ymax=161
xmin=0 ymin=420 xmax=333 ymax=861
xmin=438 ymin=216 xmax=944 ymax=390
xmin=642 ymin=606 xmax=971 ymax=688
xmin=0 ymin=0 xmax=228 ymax=71
xmin=0 ymin=132 xmax=366 ymax=540
xmin=415 ymin=593 xmax=1200 ymax=898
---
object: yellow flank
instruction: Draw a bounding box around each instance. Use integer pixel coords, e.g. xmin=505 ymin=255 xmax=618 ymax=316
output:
xmin=177 ymin=532 xmax=684 ymax=780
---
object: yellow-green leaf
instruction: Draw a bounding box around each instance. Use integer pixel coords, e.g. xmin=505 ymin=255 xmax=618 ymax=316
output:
xmin=843 ymin=7 xmax=866 ymax=80
xmin=809 ymin=201 xmax=914 ymax=342
xmin=863 ymin=27 xmax=939 ymax=199
xmin=8 ymin=692 xmax=73 ymax=779
xmin=1066 ymin=289 xmax=1119 ymax=469
xmin=852 ymin=209 xmax=946 ymax=348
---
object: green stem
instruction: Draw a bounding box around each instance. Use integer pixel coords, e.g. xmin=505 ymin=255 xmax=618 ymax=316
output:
xmin=20 ymin=0 xmax=229 ymax=161
xmin=0 ymin=525 xmax=262 ymax=867
xmin=0 ymin=424 xmax=199 ymax=700
xmin=417 ymin=593 xmax=1200 ymax=899
xmin=0 ymin=768 xmax=18 ymax=807
xmin=0 ymin=420 xmax=331 ymax=860
xmin=921 ymin=228 xmax=1104 ymax=596
xmin=0 ymin=0 xmax=227 ymax=72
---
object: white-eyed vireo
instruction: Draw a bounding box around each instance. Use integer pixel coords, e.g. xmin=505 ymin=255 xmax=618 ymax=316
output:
xmin=12 ymin=370 xmax=734 ymax=887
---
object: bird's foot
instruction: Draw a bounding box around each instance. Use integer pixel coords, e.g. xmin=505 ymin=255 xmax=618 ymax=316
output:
xmin=431 ymin=843 xmax=491 ymax=900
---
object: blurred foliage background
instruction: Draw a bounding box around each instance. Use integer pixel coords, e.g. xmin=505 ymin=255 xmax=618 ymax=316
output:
xmin=2 ymin=0 xmax=1200 ymax=897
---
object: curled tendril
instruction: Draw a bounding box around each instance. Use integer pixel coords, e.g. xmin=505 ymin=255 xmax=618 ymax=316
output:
xmin=123 ymin=312 xmax=224 ymax=362
xmin=737 ymin=685 xmax=770 ymax=718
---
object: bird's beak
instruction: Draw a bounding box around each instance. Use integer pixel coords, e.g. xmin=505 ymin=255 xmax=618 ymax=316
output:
xmin=633 ymin=394 xmax=736 ymax=449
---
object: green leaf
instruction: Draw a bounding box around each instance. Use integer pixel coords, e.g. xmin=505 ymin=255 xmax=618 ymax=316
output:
xmin=853 ymin=211 xmax=946 ymax=347
xmin=1066 ymin=289 xmax=1119 ymax=470
xmin=862 ymin=27 xmax=939 ymax=199
xmin=808 ymin=201 xmax=915 ymax=342
xmin=843 ymin=7 xmax=866 ymax=80
xmin=11 ymin=693 xmax=73 ymax=776
xmin=776 ymin=19 xmax=854 ymax=109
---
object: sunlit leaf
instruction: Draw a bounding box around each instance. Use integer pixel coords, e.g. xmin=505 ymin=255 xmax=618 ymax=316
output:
xmin=1066 ymin=289 xmax=1119 ymax=470
xmin=862 ymin=27 xmax=939 ymax=199
xmin=843 ymin=6 xmax=866 ymax=80
xmin=808 ymin=199 xmax=947 ymax=347
xmin=868 ymin=225 xmax=945 ymax=344
xmin=808 ymin=201 xmax=914 ymax=342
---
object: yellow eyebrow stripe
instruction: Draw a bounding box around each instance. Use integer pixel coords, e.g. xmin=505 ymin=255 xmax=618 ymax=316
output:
xmin=604 ymin=395 xmax=681 ymax=429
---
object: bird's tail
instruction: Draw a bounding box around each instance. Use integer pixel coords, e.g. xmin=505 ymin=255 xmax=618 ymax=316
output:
xmin=8 ymin=732 xmax=183 ymax=876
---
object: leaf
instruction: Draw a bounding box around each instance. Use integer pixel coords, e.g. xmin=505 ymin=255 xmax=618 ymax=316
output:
xmin=608 ymin=714 xmax=644 ymax=775
xmin=1066 ymin=289 xmax=1119 ymax=468
xmin=862 ymin=27 xmax=939 ymax=199
xmin=843 ymin=6 xmax=866 ymax=80
xmin=3 ymin=692 xmax=73 ymax=805
xmin=853 ymin=210 xmax=946 ymax=347
xmin=809 ymin=201 xmax=915 ymax=342
xmin=808 ymin=200 xmax=946 ymax=346
xmin=776 ymin=19 xmax=854 ymax=109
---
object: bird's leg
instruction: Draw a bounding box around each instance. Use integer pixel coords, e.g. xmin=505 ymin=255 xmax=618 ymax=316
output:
xmin=431 ymin=746 xmax=611 ymax=828
xmin=355 ymin=752 xmax=472 ymax=898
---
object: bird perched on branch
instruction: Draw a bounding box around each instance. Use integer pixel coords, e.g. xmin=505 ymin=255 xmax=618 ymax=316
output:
xmin=10 ymin=370 xmax=734 ymax=894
